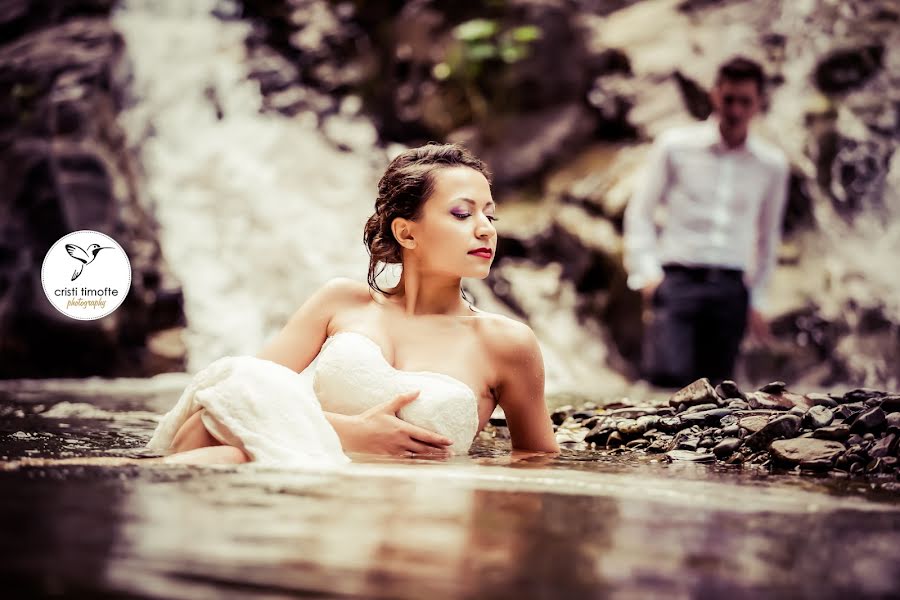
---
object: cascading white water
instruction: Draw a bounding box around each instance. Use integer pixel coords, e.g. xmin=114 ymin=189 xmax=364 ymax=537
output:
xmin=113 ymin=0 xmax=377 ymax=371
xmin=762 ymin=0 xmax=900 ymax=388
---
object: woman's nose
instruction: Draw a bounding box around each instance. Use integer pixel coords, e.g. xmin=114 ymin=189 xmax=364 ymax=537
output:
xmin=475 ymin=219 xmax=495 ymax=239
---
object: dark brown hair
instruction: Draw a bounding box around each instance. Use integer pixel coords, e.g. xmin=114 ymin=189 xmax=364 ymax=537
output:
xmin=364 ymin=142 xmax=492 ymax=294
xmin=716 ymin=56 xmax=766 ymax=94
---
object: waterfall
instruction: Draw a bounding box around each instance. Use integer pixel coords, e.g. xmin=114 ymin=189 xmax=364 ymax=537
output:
xmin=113 ymin=0 xmax=377 ymax=372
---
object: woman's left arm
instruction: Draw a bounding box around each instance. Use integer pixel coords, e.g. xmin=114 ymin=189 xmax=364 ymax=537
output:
xmin=493 ymin=320 xmax=560 ymax=454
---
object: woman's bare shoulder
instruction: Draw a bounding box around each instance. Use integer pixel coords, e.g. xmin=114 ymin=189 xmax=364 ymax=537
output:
xmin=472 ymin=311 xmax=540 ymax=363
xmin=312 ymin=277 xmax=373 ymax=307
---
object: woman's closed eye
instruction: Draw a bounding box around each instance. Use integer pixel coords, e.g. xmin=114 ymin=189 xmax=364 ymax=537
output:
xmin=452 ymin=212 xmax=499 ymax=222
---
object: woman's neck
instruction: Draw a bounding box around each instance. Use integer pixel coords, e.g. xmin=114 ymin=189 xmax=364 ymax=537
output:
xmin=390 ymin=270 xmax=468 ymax=316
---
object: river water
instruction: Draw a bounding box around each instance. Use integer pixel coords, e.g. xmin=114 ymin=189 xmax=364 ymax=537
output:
xmin=2 ymin=377 xmax=899 ymax=598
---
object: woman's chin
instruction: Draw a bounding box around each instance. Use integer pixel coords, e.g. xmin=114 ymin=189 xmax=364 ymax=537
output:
xmin=463 ymin=266 xmax=492 ymax=279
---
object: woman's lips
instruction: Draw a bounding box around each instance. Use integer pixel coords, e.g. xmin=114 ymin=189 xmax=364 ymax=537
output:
xmin=468 ymin=249 xmax=493 ymax=259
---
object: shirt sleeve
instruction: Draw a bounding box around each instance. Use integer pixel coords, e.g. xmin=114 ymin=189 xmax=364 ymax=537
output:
xmin=623 ymin=136 xmax=671 ymax=291
xmin=748 ymin=160 xmax=790 ymax=311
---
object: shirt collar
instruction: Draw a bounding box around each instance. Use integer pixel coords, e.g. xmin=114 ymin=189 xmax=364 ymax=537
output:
xmin=701 ymin=116 xmax=759 ymax=157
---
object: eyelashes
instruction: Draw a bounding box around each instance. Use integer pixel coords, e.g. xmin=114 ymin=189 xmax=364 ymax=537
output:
xmin=452 ymin=212 xmax=499 ymax=222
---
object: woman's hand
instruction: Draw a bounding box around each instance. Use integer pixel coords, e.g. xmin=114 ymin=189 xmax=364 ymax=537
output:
xmin=337 ymin=391 xmax=455 ymax=458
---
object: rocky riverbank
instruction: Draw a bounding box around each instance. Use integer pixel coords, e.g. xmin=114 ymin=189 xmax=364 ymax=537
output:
xmin=488 ymin=378 xmax=900 ymax=483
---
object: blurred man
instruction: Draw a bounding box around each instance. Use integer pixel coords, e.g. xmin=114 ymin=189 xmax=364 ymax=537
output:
xmin=623 ymin=56 xmax=789 ymax=388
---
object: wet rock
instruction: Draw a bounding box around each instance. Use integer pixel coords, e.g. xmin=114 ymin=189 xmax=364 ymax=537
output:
xmin=616 ymin=419 xmax=646 ymax=437
xmin=719 ymin=414 xmax=738 ymax=427
xmin=887 ymin=413 xmax=900 ymax=431
xmin=869 ymin=433 xmax=897 ymax=458
xmin=814 ymin=45 xmax=884 ymax=94
xmin=802 ymin=405 xmax=834 ymax=430
xmin=842 ymin=389 xmax=887 ymax=404
xmin=789 ymin=406 xmax=806 ymax=417
xmin=585 ymin=425 xmax=613 ymax=446
xmin=799 ymin=458 xmax=835 ymax=471
xmin=805 ymin=393 xmax=838 ymax=409
xmin=657 ymin=417 xmax=685 ymax=434
xmin=745 ymin=415 xmax=802 ymax=452
xmin=581 ymin=416 xmax=602 ymax=430
xmin=606 ymin=431 xmax=624 ymax=448
xmin=668 ymin=378 xmax=718 ymax=410
xmin=551 ymin=406 xmax=575 ymax=426
xmin=571 ymin=410 xmax=596 ymax=422
xmin=760 ymin=381 xmax=787 ymax=394
xmin=739 ymin=415 xmax=770 ymax=434
xmin=635 ymin=415 xmax=660 ymax=432
xmin=725 ymin=452 xmax=746 ymax=465
xmin=836 ymin=403 xmax=866 ymax=420
xmin=676 ymin=436 xmax=699 ymax=451
xmin=721 ymin=424 xmax=740 ymax=437
xmin=647 ymin=438 xmax=671 ymax=453
xmin=715 ymin=380 xmax=745 ymax=401
xmin=812 ymin=424 xmax=851 ymax=441
xmin=880 ymin=396 xmax=900 ymax=414
xmin=747 ymin=392 xmax=791 ymax=411
xmin=455 ymin=102 xmax=598 ymax=188
xmin=713 ymin=438 xmax=742 ymax=459
xmin=683 ymin=403 xmax=720 ymax=414
xmin=698 ymin=436 xmax=717 ymax=449
xmin=680 ymin=408 xmax=733 ymax=426
xmin=850 ymin=407 xmax=886 ymax=433
xmin=770 ymin=438 xmax=845 ymax=465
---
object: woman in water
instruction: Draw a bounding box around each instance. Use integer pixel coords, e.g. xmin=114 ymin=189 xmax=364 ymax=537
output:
xmin=26 ymin=143 xmax=560 ymax=467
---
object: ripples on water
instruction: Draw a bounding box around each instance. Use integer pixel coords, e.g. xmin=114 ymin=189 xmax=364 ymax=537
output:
xmin=2 ymin=378 xmax=900 ymax=599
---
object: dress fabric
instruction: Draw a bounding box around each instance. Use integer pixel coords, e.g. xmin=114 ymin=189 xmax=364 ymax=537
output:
xmin=146 ymin=331 xmax=480 ymax=465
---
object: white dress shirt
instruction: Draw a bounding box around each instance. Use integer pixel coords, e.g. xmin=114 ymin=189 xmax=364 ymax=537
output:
xmin=623 ymin=118 xmax=790 ymax=311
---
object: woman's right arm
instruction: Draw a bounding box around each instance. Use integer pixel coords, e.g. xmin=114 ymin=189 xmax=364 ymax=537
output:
xmin=255 ymin=278 xmax=453 ymax=456
xmin=256 ymin=277 xmax=355 ymax=372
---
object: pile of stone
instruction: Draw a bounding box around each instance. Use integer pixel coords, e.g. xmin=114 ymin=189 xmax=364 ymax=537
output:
xmin=538 ymin=378 xmax=899 ymax=477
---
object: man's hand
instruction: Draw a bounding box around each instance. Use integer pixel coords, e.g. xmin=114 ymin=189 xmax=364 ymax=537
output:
xmin=746 ymin=308 xmax=773 ymax=345
xmin=640 ymin=277 xmax=664 ymax=323
xmin=640 ymin=278 xmax=663 ymax=304
xmin=340 ymin=391 xmax=454 ymax=458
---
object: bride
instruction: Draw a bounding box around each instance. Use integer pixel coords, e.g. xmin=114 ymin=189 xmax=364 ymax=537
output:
xmin=41 ymin=143 xmax=560 ymax=467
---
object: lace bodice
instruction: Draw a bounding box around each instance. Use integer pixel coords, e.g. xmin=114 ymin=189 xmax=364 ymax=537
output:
xmin=312 ymin=331 xmax=481 ymax=453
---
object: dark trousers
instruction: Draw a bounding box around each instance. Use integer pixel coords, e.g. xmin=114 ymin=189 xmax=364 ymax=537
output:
xmin=641 ymin=265 xmax=748 ymax=389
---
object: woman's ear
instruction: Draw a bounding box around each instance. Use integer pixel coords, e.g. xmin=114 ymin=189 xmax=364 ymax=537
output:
xmin=391 ymin=217 xmax=417 ymax=250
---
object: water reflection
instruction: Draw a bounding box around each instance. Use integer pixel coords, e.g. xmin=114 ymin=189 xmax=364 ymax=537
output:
xmin=2 ymin=379 xmax=900 ymax=597
xmin=3 ymin=463 xmax=899 ymax=598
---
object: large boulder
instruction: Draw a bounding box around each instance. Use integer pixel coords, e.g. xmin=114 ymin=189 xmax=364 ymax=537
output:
xmin=0 ymin=1 xmax=186 ymax=377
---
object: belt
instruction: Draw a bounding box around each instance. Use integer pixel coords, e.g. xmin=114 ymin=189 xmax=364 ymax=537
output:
xmin=663 ymin=264 xmax=744 ymax=281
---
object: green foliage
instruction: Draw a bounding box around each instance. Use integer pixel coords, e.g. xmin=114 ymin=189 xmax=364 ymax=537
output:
xmin=428 ymin=17 xmax=543 ymax=131
xmin=446 ymin=18 xmax=542 ymax=80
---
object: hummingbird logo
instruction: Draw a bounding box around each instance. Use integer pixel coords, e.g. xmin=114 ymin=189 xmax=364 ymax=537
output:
xmin=65 ymin=243 xmax=111 ymax=281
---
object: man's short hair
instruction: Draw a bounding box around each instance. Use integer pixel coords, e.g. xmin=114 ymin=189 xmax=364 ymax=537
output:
xmin=716 ymin=56 xmax=765 ymax=94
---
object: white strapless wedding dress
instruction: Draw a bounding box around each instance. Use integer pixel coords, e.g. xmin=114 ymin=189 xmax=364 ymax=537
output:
xmin=146 ymin=331 xmax=481 ymax=466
